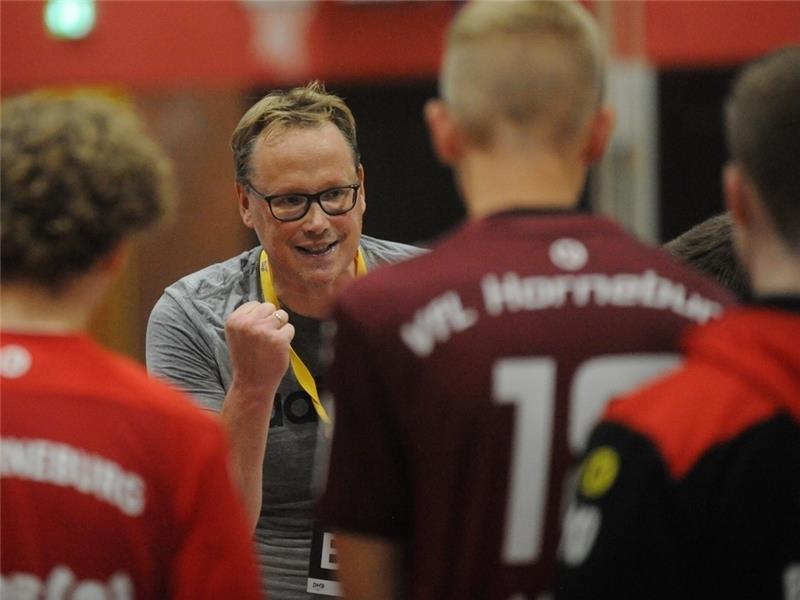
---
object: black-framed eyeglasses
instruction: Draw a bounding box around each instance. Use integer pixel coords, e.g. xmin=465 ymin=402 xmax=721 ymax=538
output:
xmin=246 ymin=182 xmax=360 ymax=222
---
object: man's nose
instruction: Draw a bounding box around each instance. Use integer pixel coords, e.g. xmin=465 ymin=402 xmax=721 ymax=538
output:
xmin=302 ymin=201 xmax=330 ymax=233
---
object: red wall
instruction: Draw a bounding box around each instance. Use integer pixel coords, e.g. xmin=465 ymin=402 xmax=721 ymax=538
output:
xmin=1 ymin=1 xmax=455 ymax=93
xmin=3 ymin=1 xmax=799 ymax=95
xmin=645 ymin=1 xmax=800 ymax=68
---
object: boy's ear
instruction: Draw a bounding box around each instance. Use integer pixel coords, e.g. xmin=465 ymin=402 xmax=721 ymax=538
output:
xmin=723 ymin=162 xmax=753 ymax=230
xmin=424 ymin=99 xmax=464 ymax=166
xmin=583 ymin=106 xmax=615 ymax=164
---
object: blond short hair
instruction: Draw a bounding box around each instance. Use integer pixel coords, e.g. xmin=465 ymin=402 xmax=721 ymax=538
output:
xmin=441 ymin=0 xmax=605 ymax=149
xmin=231 ymin=81 xmax=359 ymax=184
xmin=1 ymin=92 xmax=174 ymax=291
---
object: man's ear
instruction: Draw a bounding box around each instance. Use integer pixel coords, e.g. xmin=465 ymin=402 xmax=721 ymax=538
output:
xmin=236 ymin=182 xmax=255 ymax=229
xmin=357 ymin=163 xmax=367 ymax=215
xmin=424 ymin=99 xmax=463 ymax=166
xmin=583 ymin=106 xmax=615 ymax=164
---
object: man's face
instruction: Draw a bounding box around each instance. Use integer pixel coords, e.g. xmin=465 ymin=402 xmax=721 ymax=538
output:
xmin=237 ymin=122 xmax=366 ymax=296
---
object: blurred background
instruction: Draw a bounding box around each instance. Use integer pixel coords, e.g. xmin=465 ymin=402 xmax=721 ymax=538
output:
xmin=2 ymin=0 xmax=798 ymax=361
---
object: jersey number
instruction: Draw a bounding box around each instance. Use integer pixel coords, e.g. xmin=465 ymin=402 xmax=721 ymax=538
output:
xmin=492 ymin=354 xmax=678 ymax=564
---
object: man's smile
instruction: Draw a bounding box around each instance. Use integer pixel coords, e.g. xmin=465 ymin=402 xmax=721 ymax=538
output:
xmin=296 ymin=240 xmax=339 ymax=256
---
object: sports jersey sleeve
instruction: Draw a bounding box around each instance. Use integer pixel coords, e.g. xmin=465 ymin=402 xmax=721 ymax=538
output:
xmin=146 ymin=292 xmax=225 ymax=412
xmin=316 ymin=299 xmax=412 ymax=540
xmin=555 ymin=421 xmax=681 ymax=600
xmin=170 ymin=423 xmax=262 ymax=600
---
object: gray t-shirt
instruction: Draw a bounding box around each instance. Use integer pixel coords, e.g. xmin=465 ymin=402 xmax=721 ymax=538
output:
xmin=146 ymin=235 xmax=424 ymax=599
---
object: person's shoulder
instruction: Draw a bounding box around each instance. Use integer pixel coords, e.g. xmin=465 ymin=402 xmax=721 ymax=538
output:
xmin=602 ymin=341 xmax=777 ymax=481
xmin=602 ymin=220 xmax=735 ymax=303
xmin=163 ymin=247 xmax=260 ymax=302
xmin=152 ymin=247 xmax=261 ymax=323
xmin=360 ymin=234 xmax=428 ymax=268
xmin=345 ymin=236 xmax=431 ymax=300
xmin=332 ymin=244 xmax=437 ymax=337
xmin=350 ymin=235 xmax=436 ymax=288
xmin=575 ymin=216 xmax=737 ymax=320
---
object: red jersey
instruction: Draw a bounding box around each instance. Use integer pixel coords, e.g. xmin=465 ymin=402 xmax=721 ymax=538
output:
xmin=556 ymin=303 xmax=800 ymax=599
xmin=317 ymin=213 xmax=734 ymax=599
xmin=1 ymin=332 xmax=262 ymax=600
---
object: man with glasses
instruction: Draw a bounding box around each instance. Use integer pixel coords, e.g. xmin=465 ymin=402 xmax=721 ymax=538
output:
xmin=146 ymin=81 xmax=423 ymax=599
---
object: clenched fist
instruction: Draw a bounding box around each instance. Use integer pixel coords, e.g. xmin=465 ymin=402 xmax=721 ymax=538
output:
xmin=225 ymin=301 xmax=295 ymax=398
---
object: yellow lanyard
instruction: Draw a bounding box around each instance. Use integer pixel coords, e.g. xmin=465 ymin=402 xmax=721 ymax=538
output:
xmin=258 ymin=248 xmax=367 ymax=424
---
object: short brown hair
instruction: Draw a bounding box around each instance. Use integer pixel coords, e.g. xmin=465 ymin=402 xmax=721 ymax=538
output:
xmin=441 ymin=0 xmax=604 ymax=149
xmin=724 ymin=46 xmax=800 ymax=251
xmin=231 ymin=81 xmax=359 ymax=184
xmin=664 ymin=213 xmax=750 ymax=299
xmin=1 ymin=92 xmax=175 ymax=291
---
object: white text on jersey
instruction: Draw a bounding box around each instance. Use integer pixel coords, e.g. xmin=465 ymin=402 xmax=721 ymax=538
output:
xmin=1 ymin=437 xmax=145 ymax=517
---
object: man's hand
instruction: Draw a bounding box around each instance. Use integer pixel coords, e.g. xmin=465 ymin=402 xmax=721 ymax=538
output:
xmin=225 ymin=301 xmax=295 ymax=398
xmin=221 ymin=301 xmax=295 ymax=530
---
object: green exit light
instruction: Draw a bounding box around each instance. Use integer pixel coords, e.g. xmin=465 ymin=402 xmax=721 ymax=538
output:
xmin=44 ymin=0 xmax=97 ymax=40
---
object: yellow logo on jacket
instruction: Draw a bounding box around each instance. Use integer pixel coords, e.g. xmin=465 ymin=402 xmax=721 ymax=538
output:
xmin=580 ymin=446 xmax=620 ymax=498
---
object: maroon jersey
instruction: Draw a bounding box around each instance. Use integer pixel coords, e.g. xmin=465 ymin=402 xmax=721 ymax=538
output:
xmin=317 ymin=213 xmax=735 ymax=599
xmin=1 ymin=332 xmax=261 ymax=600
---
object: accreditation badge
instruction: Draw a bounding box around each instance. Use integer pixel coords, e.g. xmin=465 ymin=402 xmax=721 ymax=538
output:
xmin=306 ymin=522 xmax=341 ymax=597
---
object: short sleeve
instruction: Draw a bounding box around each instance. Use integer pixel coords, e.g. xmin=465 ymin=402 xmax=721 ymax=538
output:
xmin=146 ymin=292 xmax=225 ymax=411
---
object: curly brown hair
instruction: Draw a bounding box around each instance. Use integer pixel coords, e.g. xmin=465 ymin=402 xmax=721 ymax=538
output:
xmin=1 ymin=92 xmax=175 ymax=291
